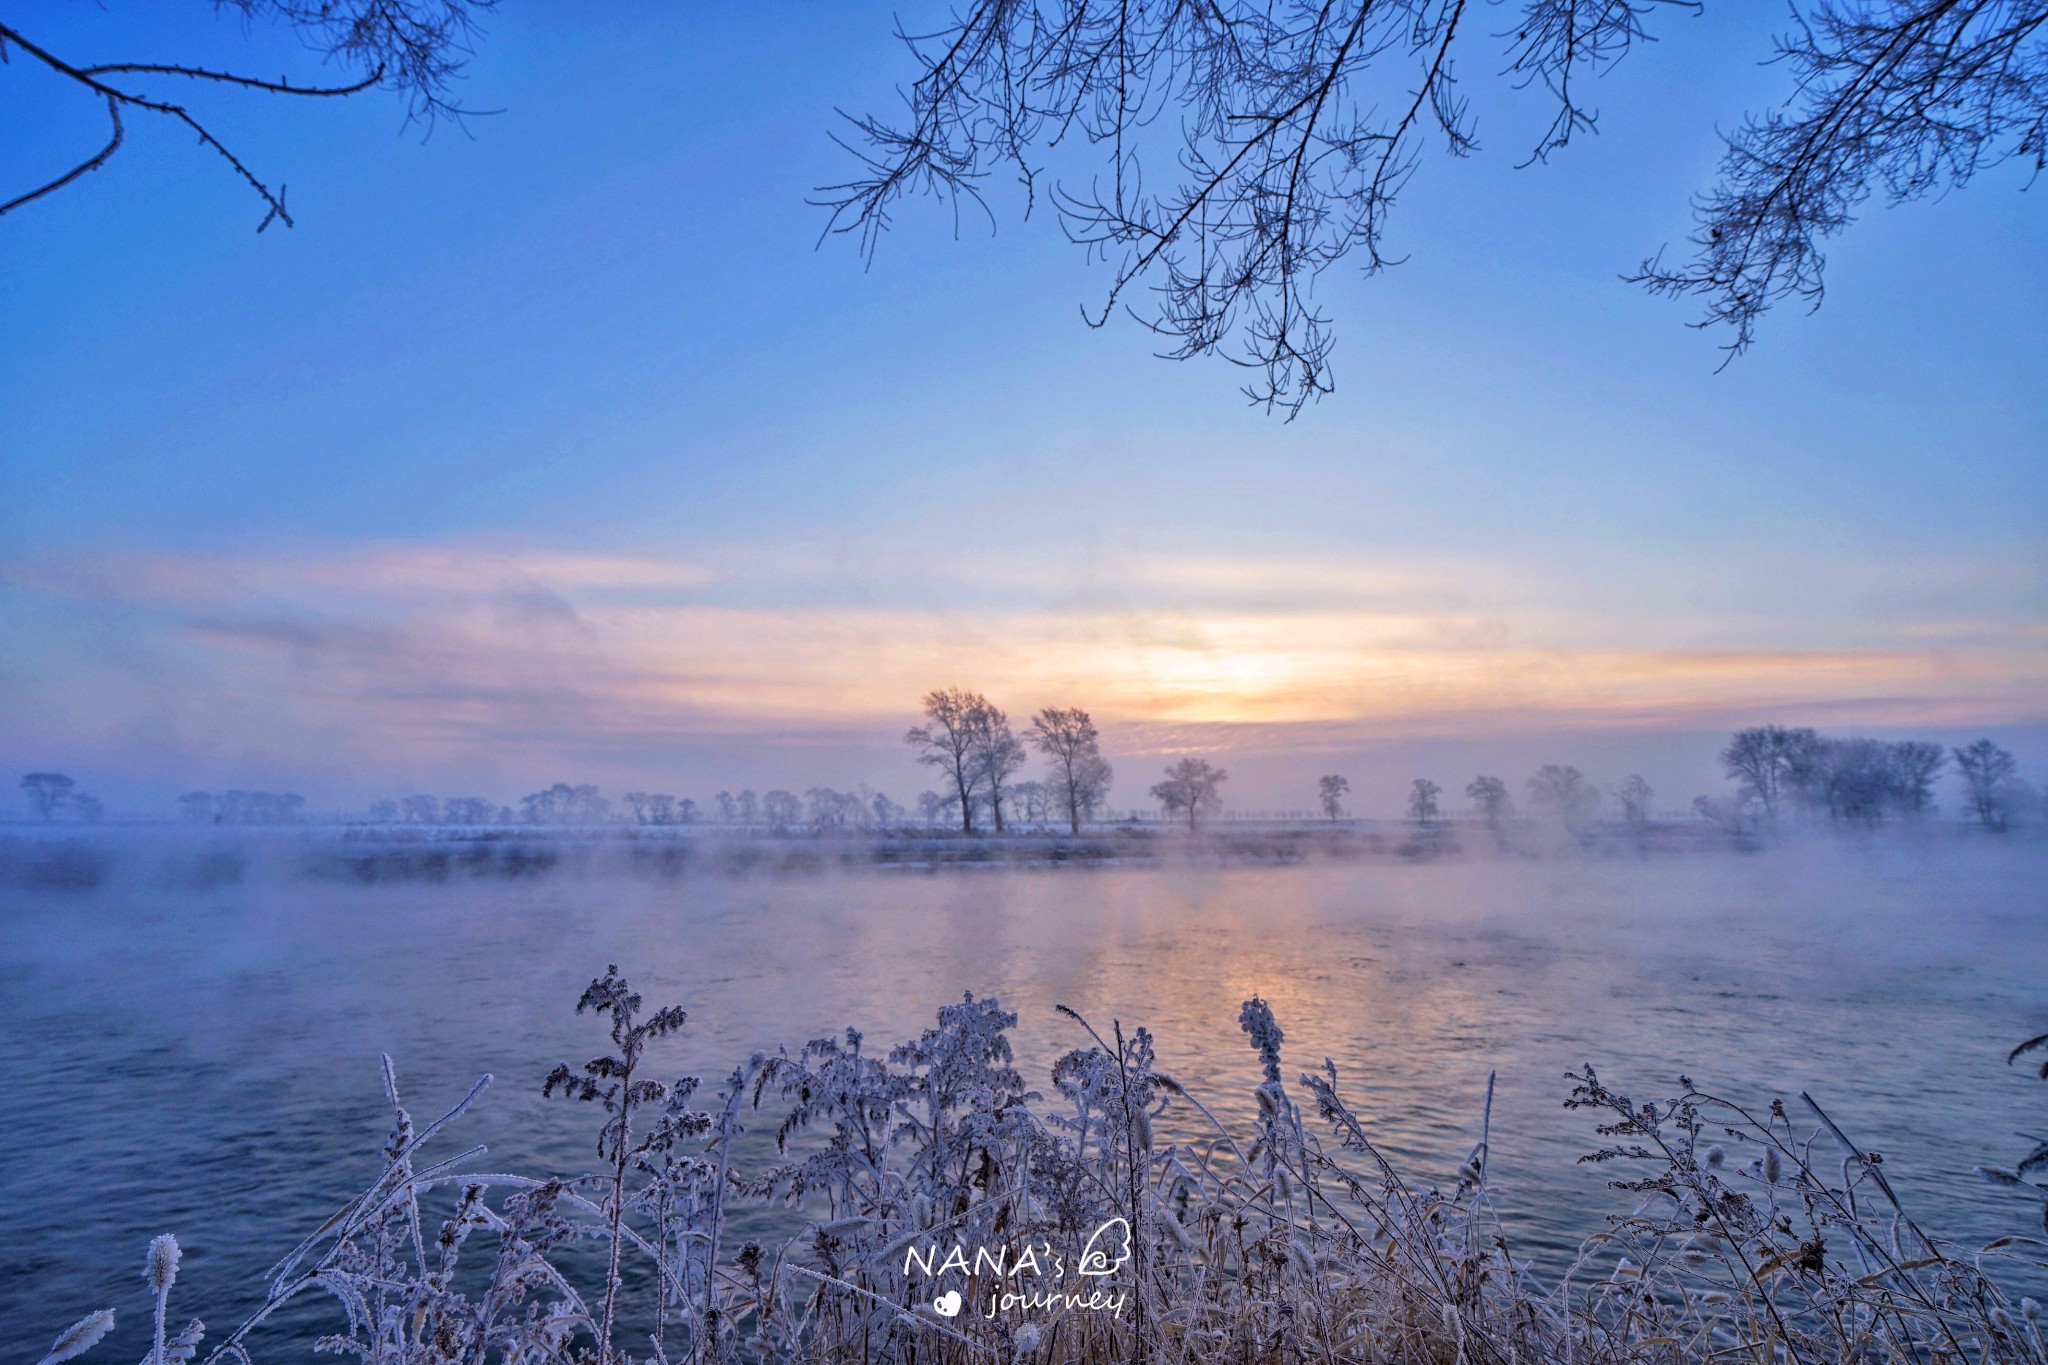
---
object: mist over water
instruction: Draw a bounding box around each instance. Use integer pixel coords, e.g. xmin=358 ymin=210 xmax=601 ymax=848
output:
xmin=2 ymin=835 xmax=2042 ymax=1358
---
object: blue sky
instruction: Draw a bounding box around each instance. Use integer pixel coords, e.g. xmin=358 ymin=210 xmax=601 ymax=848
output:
xmin=2 ymin=3 xmax=2042 ymax=814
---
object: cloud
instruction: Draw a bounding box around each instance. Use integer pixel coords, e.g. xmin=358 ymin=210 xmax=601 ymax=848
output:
xmin=2 ymin=539 xmax=2041 ymax=798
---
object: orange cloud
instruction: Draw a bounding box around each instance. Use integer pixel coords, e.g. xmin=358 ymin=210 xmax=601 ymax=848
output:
xmin=4 ymin=542 xmax=2041 ymax=781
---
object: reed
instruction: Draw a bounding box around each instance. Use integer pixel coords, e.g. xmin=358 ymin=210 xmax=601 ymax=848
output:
xmin=40 ymin=967 xmax=2048 ymax=1364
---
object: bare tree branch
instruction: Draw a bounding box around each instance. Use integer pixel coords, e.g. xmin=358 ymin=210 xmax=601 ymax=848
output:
xmin=78 ymin=62 xmax=382 ymax=98
xmin=0 ymin=95 xmax=124 ymax=219
xmin=827 ymin=0 xmax=2041 ymax=401
xmin=0 ymin=2 xmax=495 ymax=228
xmin=821 ymin=0 xmax=1695 ymax=413
xmin=1632 ymin=0 xmax=2047 ymax=360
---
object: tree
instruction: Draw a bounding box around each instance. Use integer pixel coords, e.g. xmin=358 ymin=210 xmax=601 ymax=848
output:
xmin=1813 ymin=738 xmax=1894 ymax=823
xmin=1613 ymin=775 xmax=1655 ymax=829
xmin=676 ymin=798 xmax=699 ymax=824
xmin=626 ymin=792 xmax=680 ymax=826
xmin=714 ymin=791 xmax=737 ymax=823
xmin=1465 ymin=776 xmax=1512 ymax=829
xmin=736 ymin=790 xmax=759 ymax=825
xmin=1152 ymin=757 xmax=1227 ymax=831
xmin=519 ymin=783 xmax=609 ymax=825
xmin=826 ymin=2 xmax=2047 ymax=407
xmin=762 ymin=789 xmax=802 ymax=831
xmin=402 ymin=794 xmax=441 ymax=825
xmin=1 ymin=3 xmax=497 ymax=229
xmin=1693 ymin=790 xmax=1755 ymax=835
xmin=1527 ymin=764 xmax=1599 ymax=831
xmin=973 ymin=701 xmax=1028 ymax=833
xmin=1317 ymin=775 xmax=1349 ymax=822
xmin=21 ymin=772 xmax=75 ymax=821
xmin=1781 ymin=728 xmax=1833 ymax=814
xmin=1031 ymin=706 xmax=1114 ymax=834
xmin=1885 ymin=741 xmax=1946 ymax=816
xmin=177 ymin=791 xmax=216 ymax=824
xmin=1954 ymin=738 xmax=2019 ymax=830
xmin=1720 ymin=726 xmax=1816 ymax=826
xmin=907 ymin=687 xmax=993 ymax=834
xmin=916 ymin=790 xmax=957 ymax=827
xmin=805 ymin=787 xmax=860 ymax=830
xmin=1406 ymin=778 xmax=1441 ymax=827
xmin=521 ymin=785 xmax=568 ymax=824
xmin=367 ymin=798 xmax=400 ymax=824
xmin=443 ymin=796 xmax=494 ymax=825
xmin=1011 ymin=780 xmax=1049 ymax=828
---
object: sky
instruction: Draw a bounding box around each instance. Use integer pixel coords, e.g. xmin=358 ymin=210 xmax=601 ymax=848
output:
xmin=1 ymin=4 xmax=2043 ymax=817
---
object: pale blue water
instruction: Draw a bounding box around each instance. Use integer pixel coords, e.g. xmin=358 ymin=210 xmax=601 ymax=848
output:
xmin=2 ymin=834 xmax=2043 ymax=1360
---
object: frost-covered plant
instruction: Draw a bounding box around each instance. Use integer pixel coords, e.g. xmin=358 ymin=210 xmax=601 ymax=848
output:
xmin=1563 ymin=1065 xmax=2048 ymax=1361
xmin=543 ymin=964 xmax=693 ymax=1359
xmin=1977 ymin=1033 xmax=2048 ymax=1238
xmin=40 ymin=967 xmax=2048 ymax=1365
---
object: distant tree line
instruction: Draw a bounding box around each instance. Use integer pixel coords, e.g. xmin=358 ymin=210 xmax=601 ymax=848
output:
xmin=37 ymin=721 xmax=2034 ymax=837
xmin=1308 ymin=765 xmax=1630 ymax=835
xmin=365 ymin=795 xmax=513 ymax=826
xmin=1712 ymin=726 xmax=2031 ymax=831
xmin=1309 ymin=727 xmax=2034 ymax=839
xmin=177 ymin=789 xmax=306 ymax=824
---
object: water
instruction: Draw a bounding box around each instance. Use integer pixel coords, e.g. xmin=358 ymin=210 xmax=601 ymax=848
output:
xmin=3 ymin=834 xmax=2044 ymax=1359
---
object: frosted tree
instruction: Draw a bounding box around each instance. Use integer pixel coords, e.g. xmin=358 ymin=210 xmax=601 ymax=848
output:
xmin=443 ymin=796 xmax=495 ymax=824
xmin=973 ymin=702 xmax=1029 ymax=833
xmin=906 ymin=688 xmax=994 ymax=834
xmin=916 ymin=789 xmax=957 ymax=827
xmin=1406 ymin=778 xmax=1442 ymax=827
xmin=1011 ymin=779 xmax=1049 ymax=827
xmin=20 ymin=772 xmax=74 ymax=821
xmin=1613 ymin=775 xmax=1655 ymax=829
xmin=762 ymin=790 xmax=802 ymax=831
xmin=1317 ymin=775 xmax=1349 ymax=822
xmin=1031 ymin=705 xmax=1114 ymax=833
xmin=1466 ymin=775 xmax=1512 ymax=829
xmin=1721 ymin=726 xmax=1815 ymax=826
xmin=1152 ymin=757 xmax=1227 ymax=831
xmin=1886 ymin=742 xmax=1946 ymax=816
xmin=1527 ymin=764 xmax=1599 ymax=832
xmin=1954 ymin=738 xmax=2019 ymax=830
